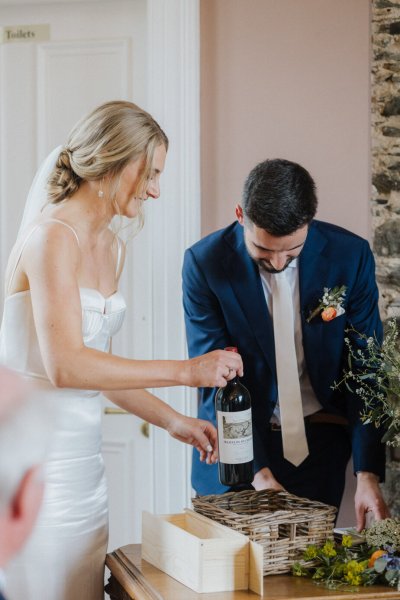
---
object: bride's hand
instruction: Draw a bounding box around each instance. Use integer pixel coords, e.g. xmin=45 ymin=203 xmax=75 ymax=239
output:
xmin=166 ymin=415 xmax=218 ymax=464
xmin=183 ymin=350 xmax=243 ymax=388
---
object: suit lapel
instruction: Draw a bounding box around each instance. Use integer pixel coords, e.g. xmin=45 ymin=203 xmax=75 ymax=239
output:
xmin=222 ymin=224 xmax=277 ymax=374
xmin=299 ymin=222 xmax=330 ymax=377
xmin=299 ymin=224 xmax=329 ymax=314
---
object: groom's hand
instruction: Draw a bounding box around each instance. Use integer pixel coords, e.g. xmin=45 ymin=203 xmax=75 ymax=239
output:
xmin=167 ymin=415 xmax=218 ymax=464
xmin=253 ymin=467 xmax=285 ymax=491
xmin=355 ymin=471 xmax=390 ymax=531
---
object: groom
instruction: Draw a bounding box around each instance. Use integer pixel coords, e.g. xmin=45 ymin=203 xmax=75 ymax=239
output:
xmin=183 ymin=158 xmax=389 ymax=530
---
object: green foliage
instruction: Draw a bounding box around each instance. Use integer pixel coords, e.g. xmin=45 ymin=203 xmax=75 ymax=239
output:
xmin=334 ymin=319 xmax=400 ymax=447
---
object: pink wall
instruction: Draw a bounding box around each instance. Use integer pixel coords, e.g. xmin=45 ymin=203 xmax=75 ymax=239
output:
xmin=200 ymin=0 xmax=371 ymax=240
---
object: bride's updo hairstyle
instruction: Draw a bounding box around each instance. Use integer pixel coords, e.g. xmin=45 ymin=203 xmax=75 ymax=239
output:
xmin=47 ymin=100 xmax=168 ymax=205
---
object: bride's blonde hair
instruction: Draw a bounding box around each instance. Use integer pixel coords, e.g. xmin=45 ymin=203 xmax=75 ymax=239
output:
xmin=47 ymin=101 xmax=168 ymax=216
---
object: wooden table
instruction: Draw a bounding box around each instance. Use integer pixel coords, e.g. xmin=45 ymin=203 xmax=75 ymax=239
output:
xmin=105 ymin=544 xmax=400 ymax=600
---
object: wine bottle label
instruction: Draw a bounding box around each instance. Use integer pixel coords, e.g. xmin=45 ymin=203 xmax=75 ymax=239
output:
xmin=217 ymin=408 xmax=254 ymax=464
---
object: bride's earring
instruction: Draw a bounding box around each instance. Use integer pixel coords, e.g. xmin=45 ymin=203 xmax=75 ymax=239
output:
xmin=98 ymin=179 xmax=104 ymax=198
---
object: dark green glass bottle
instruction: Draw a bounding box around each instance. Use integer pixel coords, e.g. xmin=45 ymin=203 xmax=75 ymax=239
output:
xmin=215 ymin=347 xmax=254 ymax=486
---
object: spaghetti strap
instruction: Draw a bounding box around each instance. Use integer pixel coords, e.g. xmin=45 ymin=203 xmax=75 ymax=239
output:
xmin=6 ymin=219 xmax=80 ymax=294
xmin=44 ymin=218 xmax=80 ymax=246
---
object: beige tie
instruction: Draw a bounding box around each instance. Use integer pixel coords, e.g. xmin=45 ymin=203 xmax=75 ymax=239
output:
xmin=272 ymin=271 xmax=309 ymax=466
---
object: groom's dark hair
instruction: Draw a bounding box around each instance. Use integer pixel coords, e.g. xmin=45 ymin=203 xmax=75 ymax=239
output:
xmin=242 ymin=158 xmax=318 ymax=236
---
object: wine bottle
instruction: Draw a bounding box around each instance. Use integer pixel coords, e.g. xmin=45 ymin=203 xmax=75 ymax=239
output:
xmin=215 ymin=347 xmax=254 ymax=487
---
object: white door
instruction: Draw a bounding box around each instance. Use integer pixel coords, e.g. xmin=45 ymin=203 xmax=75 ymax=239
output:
xmin=0 ymin=0 xmax=201 ymax=551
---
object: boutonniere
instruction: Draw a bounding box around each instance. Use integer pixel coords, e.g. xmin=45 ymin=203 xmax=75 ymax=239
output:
xmin=306 ymin=285 xmax=347 ymax=323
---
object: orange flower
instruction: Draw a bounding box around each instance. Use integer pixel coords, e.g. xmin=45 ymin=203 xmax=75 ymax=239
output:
xmin=321 ymin=306 xmax=337 ymax=321
xmin=368 ymin=549 xmax=386 ymax=568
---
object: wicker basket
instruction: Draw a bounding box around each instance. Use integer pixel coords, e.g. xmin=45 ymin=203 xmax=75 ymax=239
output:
xmin=192 ymin=489 xmax=336 ymax=576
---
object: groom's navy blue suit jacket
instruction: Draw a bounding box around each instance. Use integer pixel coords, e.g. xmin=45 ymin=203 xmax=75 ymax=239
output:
xmin=183 ymin=220 xmax=386 ymax=496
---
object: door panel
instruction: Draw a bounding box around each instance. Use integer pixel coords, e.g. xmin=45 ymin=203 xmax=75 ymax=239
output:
xmin=37 ymin=39 xmax=130 ymax=156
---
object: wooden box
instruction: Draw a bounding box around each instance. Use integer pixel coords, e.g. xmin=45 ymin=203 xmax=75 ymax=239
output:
xmin=142 ymin=509 xmax=263 ymax=595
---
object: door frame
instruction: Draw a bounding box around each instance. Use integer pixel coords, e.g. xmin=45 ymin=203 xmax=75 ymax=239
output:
xmin=145 ymin=0 xmax=201 ymax=511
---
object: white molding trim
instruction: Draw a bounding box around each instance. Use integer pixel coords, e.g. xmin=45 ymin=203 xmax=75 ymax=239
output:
xmin=146 ymin=0 xmax=200 ymax=513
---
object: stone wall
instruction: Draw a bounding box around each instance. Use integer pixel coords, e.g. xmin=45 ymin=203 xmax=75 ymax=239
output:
xmin=371 ymin=0 xmax=400 ymax=515
xmin=372 ymin=0 xmax=400 ymax=316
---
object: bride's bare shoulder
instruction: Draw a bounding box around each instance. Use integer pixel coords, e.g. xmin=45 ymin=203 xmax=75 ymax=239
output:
xmin=6 ymin=220 xmax=81 ymax=295
xmin=22 ymin=220 xmax=81 ymax=271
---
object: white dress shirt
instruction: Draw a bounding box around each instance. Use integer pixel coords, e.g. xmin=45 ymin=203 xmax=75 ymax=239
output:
xmin=259 ymin=258 xmax=323 ymax=424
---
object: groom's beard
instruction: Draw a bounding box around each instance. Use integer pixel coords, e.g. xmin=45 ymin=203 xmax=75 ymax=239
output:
xmin=257 ymin=256 xmax=295 ymax=274
xmin=243 ymin=237 xmax=297 ymax=274
xmin=257 ymin=256 xmax=296 ymax=274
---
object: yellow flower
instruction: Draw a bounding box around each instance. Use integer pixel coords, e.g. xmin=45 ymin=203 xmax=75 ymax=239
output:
xmin=292 ymin=562 xmax=307 ymax=577
xmin=342 ymin=559 xmax=367 ymax=586
xmin=345 ymin=572 xmax=362 ymax=586
xmin=312 ymin=567 xmax=325 ymax=580
xmin=341 ymin=535 xmax=353 ymax=548
xmin=346 ymin=560 xmax=364 ymax=573
xmin=303 ymin=545 xmax=318 ymax=560
xmin=322 ymin=540 xmax=337 ymax=558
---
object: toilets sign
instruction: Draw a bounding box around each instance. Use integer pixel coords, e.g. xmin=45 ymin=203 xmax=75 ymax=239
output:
xmin=0 ymin=24 xmax=50 ymax=44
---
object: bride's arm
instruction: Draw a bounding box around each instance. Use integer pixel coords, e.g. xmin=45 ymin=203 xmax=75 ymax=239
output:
xmin=105 ymin=388 xmax=218 ymax=463
xmin=24 ymin=223 xmax=242 ymax=390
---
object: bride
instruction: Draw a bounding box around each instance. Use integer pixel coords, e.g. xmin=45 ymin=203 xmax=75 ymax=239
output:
xmin=0 ymin=100 xmax=242 ymax=600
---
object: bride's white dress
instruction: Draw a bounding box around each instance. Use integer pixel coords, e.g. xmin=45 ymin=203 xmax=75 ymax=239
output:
xmin=0 ymin=221 xmax=126 ymax=600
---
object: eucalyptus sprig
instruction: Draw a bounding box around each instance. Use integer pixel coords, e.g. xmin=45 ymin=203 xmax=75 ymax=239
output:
xmin=334 ymin=319 xmax=400 ymax=447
